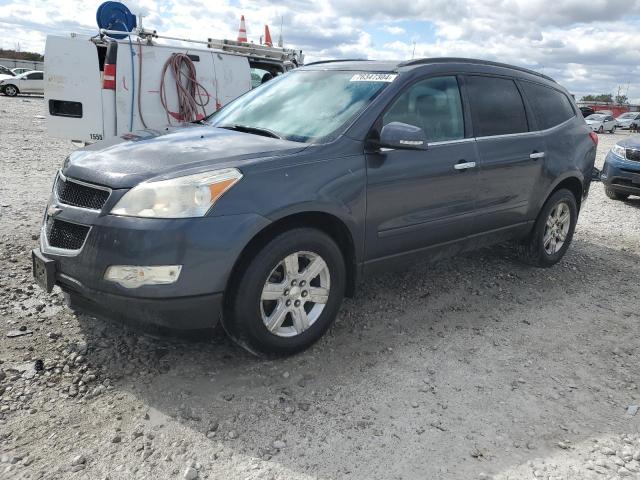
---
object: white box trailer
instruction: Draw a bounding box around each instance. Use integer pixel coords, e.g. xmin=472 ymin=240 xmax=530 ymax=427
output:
xmin=45 ymin=33 xmax=302 ymax=143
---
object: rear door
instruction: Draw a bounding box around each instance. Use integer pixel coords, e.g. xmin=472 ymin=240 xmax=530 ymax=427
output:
xmin=115 ymin=44 xmax=219 ymax=135
xmin=213 ymin=53 xmax=251 ymax=106
xmin=464 ymin=75 xmax=545 ymax=234
xmin=45 ymin=35 xmax=104 ymax=142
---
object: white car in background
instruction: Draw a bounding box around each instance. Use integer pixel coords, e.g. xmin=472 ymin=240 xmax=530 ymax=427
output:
xmin=11 ymin=67 xmax=32 ymax=75
xmin=0 ymin=70 xmax=44 ymax=96
xmin=615 ymin=112 xmax=640 ymax=130
xmin=585 ymin=113 xmax=617 ymax=133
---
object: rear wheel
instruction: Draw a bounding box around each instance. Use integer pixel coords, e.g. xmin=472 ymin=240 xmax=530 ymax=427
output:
xmin=604 ymin=186 xmax=629 ymax=201
xmin=3 ymin=84 xmax=18 ymax=97
xmin=222 ymin=228 xmax=346 ymax=357
xmin=517 ymin=189 xmax=578 ymax=267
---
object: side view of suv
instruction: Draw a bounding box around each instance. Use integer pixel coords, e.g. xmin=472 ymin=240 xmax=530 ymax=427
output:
xmin=33 ymin=58 xmax=597 ymax=356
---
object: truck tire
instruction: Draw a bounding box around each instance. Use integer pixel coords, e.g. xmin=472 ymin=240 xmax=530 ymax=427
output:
xmin=517 ymin=188 xmax=578 ymax=267
xmin=222 ymin=228 xmax=346 ymax=357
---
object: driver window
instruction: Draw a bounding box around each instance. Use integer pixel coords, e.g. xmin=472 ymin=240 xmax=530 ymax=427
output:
xmin=382 ymin=76 xmax=464 ymax=143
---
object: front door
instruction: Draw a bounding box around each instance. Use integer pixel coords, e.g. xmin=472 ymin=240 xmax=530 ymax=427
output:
xmin=365 ymin=75 xmax=479 ymax=265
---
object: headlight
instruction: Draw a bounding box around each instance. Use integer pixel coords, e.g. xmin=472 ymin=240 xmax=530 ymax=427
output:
xmin=111 ymin=168 xmax=243 ymax=218
xmin=611 ymin=144 xmax=626 ymax=159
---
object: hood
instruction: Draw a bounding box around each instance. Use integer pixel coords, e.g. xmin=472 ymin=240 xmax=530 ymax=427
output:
xmin=585 ymin=119 xmax=602 ymax=124
xmin=614 ymin=135 xmax=640 ymax=149
xmin=63 ymin=126 xmax=308 ymax=189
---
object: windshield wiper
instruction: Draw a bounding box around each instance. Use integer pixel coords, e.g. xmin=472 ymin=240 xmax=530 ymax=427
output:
xmin=218 ymin=124 xmax=282 ymax=139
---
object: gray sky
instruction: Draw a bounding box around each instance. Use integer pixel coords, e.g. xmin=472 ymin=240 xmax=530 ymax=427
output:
xmin=1 ymin=0 xmax=639 ymax=102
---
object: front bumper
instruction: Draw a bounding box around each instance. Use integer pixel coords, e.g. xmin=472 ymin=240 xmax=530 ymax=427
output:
xmin=37 ymin=206 xmax=270 ymax=330
xmin=602 ymin=151 xmax=640 ymax=195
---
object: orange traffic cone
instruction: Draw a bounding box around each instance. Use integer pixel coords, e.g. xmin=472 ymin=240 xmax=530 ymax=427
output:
xmin=237 ymin=15 xmax=248 ymax=43
xmin=264 ymin=25 xmax=273 ymax=47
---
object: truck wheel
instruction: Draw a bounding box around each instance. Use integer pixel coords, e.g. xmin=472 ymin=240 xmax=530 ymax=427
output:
xmin=604 ymin=186 xmax=629 ymax=201
xmin=222 ymin=228 xmax=346 ymax=357
xmin=517 ymin=189 xmax=578 ymax=267
xmin=3 ymin=85 xmax=18 ymax=97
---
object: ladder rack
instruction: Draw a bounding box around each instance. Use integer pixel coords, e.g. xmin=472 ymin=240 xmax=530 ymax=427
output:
xmin=98 ymin=28 xmax=304 ymax=65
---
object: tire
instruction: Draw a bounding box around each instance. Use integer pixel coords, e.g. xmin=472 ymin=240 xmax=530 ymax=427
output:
xmin=517 ymin=188 xmax=578 ymax=267
xmin=3 ymin=84 xmax=18 ymax=97
xmin=604 ymin=186 xmax=629 ymax=201
xmin=597 ymin=126 xmax=604 ymax=134
xmin=610 ymin=125 xmax=616 ymax=134
xmin=222 ymin=228 xmax=346 ymax=357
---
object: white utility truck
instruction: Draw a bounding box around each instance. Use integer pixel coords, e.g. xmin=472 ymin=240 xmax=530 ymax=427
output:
xmin=45 ymin=30 xmax=304 ymax=143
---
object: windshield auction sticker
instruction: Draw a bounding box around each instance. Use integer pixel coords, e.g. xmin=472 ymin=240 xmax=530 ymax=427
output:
xmin=350 ymin=73 xmax=398 ymax=82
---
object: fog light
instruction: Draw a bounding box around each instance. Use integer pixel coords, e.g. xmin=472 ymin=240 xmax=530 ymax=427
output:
xmin=104 ymin=265 xmax=182 ymax=289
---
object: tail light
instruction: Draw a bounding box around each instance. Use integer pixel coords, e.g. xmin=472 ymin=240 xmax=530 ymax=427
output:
xmin=103 ymin=63 xmax=116 ymax=90
xmin=589 ymin=131 xmax=599 ymax=146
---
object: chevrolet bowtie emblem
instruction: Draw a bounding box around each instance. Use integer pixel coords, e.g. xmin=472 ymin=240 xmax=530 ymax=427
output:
xmin=47 ymin=205 xmax=62 ymax=217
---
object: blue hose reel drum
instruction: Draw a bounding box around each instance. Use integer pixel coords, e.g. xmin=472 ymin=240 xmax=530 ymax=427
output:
xmin=96 ymin=1 xmax=137 ymax=39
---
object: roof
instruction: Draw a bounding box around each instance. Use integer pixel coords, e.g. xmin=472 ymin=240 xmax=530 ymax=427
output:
xmin=302 ymin=57 xmax=555 ymax=83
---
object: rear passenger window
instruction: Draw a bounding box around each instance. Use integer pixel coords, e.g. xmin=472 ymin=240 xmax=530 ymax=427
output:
xmin=382 ymin=76 xmax=464 ymax=142
xmin=465 ymin=76 xmax=528 ymax=137
xmin=521 ymin=81 xmax=575 ymax=130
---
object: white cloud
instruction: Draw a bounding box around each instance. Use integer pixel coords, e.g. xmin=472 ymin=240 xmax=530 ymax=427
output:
xmin=1 ymin=0 xmax=640 ymax=101
xmin=383 ymin=25 xmax=406 ymax=35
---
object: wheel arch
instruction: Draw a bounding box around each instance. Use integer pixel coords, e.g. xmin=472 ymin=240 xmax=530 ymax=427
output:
xmin=543 ymin=174 xmax=584 ymax=212
xmin=226 ymin=210 xmax=360 ymax=301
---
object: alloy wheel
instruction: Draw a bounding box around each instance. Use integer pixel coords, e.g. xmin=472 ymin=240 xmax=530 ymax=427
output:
xmin=5 ymin=85 xmax=17 ymax=97
xmin=260 ymin=250 xmax=331 ymax=337
xmin=543 ymin=201 xmax=571 ymax=255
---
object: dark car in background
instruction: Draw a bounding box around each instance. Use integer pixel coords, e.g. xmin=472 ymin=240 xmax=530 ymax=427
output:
xmin=602 ymin=138 xmax=640 ymax=200
xmin=32 ymin=58 xmax=597 ymax=356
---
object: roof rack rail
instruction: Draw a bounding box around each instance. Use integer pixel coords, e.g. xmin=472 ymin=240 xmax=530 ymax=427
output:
xmin=399 ymin=57 xmax=556 ymax=83
xmin=304 ymin=58 xmax=369 ymax=66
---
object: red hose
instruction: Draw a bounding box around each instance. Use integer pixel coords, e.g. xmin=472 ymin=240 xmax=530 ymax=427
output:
xmin=160 ymin=53 xmax=210 ymax=124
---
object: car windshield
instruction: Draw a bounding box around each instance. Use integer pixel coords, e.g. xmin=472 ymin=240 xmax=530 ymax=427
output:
xmin=618 ymin=113 xmax=635 ymax=119
xmin=586 ymin=114 xmax=604 ymax=120
xmin=0 ymin=66 xmax=14 ymax=76
xmin=207 ymin=70 xmax=395 ymax=143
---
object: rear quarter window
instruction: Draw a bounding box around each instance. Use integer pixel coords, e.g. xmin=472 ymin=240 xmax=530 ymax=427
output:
xmin=465 ymin=76 xmax=528 ymax=137
xmin=520 ymin=81 xmax=575 ymax=130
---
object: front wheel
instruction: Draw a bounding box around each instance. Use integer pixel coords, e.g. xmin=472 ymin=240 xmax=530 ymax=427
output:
xmin=604 ymin=186 xmax=629 ymax=201
xmin=517 ymin=189 xmax=578 ymax=267
xmin=222 ymin=228 xmax=346 ymax=357
xmin=597 ymin=126 xmax=604 ymax=134
xmin=3 ymin=85 xmax=18 ymax=97
xmin=610 ymin=125 xmax=616 ymax=133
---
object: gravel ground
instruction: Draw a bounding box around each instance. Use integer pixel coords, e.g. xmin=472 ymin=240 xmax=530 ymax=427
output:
xmin=1 ymin=95 xmax=640 ymax=480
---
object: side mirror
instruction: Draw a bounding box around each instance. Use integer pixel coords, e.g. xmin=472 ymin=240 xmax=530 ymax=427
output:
xmin=378 ymin=122 xmax=427 ymax=150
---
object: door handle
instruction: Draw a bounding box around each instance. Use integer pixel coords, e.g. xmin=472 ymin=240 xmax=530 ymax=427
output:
xmin=530 ymin=151 xmax=545 ymax=159
xmin=454 ymin=161 xmax=476 ymax=171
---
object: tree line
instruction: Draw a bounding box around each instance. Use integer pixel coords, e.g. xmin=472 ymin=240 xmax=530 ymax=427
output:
xmin=0 ymin=48 xmax=44 ymax=62
xmin=581 ymin=93 xmax=629 ymax=104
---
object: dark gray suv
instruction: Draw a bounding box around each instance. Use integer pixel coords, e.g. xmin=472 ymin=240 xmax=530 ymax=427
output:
xmin=33 ymin=58 xmax=597 ymax=356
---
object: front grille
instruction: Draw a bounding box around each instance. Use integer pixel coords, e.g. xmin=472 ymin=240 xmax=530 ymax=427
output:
xmin=625 ymin=148 xmax=640 ymax=162
xmin=47 ymin=219 xmax=90 ymax=250
xmin=56 ymin=175 xmax=110 ymax=210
